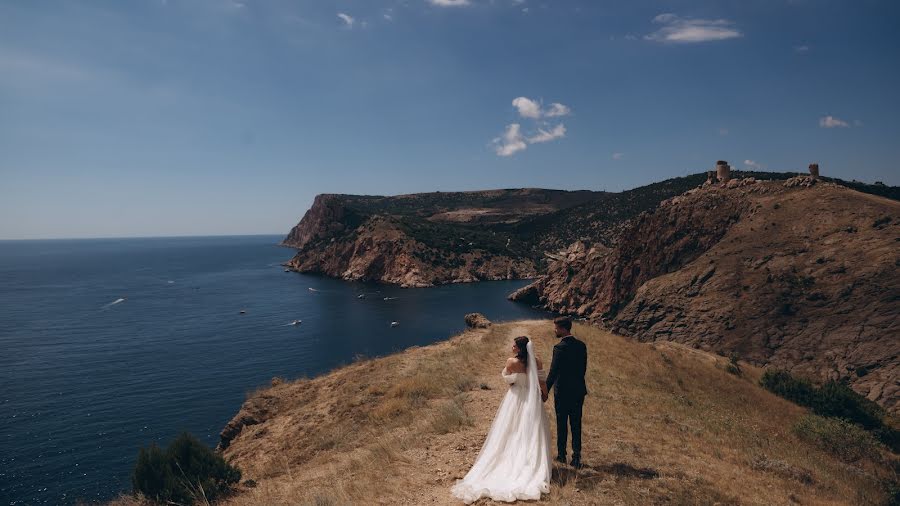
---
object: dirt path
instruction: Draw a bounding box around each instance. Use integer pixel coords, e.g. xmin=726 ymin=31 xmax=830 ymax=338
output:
xmin=400 ymin=321 xmax=550 ymax=505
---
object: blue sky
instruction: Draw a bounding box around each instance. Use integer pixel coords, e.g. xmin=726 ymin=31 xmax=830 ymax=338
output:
xmin=1 ymin=0 xmax=898 ymax=239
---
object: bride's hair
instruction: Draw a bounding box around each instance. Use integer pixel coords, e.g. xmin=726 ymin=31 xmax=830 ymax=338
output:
xmin=514 ymin=336 xmax=529 ymax=367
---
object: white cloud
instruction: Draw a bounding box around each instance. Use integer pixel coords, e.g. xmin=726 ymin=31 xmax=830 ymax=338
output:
xmin=612 ymin=152 xmax=625 ymax=160
xmin=819 ymin=115 xmax=849 ymax=128
xmin=337 ymin=12 xmax=355 ymax=27
xmin=428 ymin=0 xmax=471 ymax=6
xmin=793 ymin=44 xmax=810 ymax=53
xmin=511 ymin=97 xmax=571 ymax=119
xmin=528 ymin=124 xmax=566 ymax=144
xmin=744 ymin=159 xmax=764 ymax=169
xmin=718 ymin=127 xmax=729 ymax=136
xmin=545 ymin=102 xmax=571 ymax=117
xmin=645 ymin=13 xmax=742 ymax=44
xmin=493 ymin=97 xmax=571 ymax=156
xmin=493 ymin=124 xmax=528 ymax=157
xmin=512 ymin=97 xmax=542 ymax=119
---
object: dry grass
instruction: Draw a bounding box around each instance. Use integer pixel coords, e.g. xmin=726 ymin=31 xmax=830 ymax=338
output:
xmin=210 ymin=320 xmax=895 ymax=505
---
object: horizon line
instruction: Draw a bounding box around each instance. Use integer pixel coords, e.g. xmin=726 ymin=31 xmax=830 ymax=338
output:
xmin=0 ymin=232 xmax=285 ymax=242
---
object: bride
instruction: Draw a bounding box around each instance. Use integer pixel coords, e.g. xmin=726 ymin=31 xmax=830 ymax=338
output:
xmin=451 ymin=336 xmax=552 ymax=503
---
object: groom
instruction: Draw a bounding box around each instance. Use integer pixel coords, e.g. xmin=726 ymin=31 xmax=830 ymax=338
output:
xmin=544 ymin=316 xmax=587 ymax=468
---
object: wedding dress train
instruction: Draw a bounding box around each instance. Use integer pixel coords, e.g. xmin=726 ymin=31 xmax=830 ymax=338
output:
xmin=451 ymin=341 xmax=552 ymax=503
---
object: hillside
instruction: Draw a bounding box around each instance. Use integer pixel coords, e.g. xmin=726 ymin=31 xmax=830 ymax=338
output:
xmin=281 ymin=173 xmax=896 ymax=288
xmin=214 ymin=320 xmax=897 ymax=505
xmin=511 ymin=177 xmax=900 ymax=414
xmin=281 ymin=181 xmax=707 ymax=287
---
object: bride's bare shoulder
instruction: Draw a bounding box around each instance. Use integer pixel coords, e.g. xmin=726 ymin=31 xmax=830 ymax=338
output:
xmin=505 ymin=357 xmax=525 ymax=372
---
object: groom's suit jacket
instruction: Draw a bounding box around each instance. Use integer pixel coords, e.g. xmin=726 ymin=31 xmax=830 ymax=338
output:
xmin=546 ymin=335 xmax=588 ymax=403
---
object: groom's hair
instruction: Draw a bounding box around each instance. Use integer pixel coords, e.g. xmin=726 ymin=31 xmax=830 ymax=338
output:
xmin=553 ymin=316 xmax=572 ymax=332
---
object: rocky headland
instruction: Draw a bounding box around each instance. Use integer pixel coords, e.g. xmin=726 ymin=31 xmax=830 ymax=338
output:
xmin=281 ymin=179 xmax=714 ymax=287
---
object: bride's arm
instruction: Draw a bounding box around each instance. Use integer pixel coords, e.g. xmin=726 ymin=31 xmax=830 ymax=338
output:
xmin=536 ymin=357 xmax=549 ymax=401
xmin=503 ymin=357 xmax=518 ymax=385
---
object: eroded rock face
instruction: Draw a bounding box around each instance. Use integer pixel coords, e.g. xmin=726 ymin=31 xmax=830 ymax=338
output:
xmin=286 ymin=215 xmax=539 ymax=287
xmin=218 ymin=390 xmax=281 ymax=451
xmin=514 ymin=180 xmax=900 ymax=413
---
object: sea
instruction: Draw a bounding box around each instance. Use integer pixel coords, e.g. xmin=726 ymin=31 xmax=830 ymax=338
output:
xmin=0 ymin=235 xmax=547 ymax=505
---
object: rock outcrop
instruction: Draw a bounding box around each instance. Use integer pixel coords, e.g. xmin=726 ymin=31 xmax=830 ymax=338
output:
xmin=512 ymin=179 xmax=900 ymax=413
xmin=464 ymin=313 xmax=492 ymax=329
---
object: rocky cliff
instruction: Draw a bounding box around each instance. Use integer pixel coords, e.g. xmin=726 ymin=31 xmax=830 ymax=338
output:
xmin=282 ymin=179 xmax=715 ymax=287
xmin=511 ymin=177 xmax=900 ymax=413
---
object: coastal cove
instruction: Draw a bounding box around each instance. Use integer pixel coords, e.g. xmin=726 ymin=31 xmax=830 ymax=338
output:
xmin=0 ymin=236 xmax=547 ymax=505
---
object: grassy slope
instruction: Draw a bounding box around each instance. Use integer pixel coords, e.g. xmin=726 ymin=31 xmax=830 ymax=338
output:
xmin=212 ymin=321 xmax=893 ymax=505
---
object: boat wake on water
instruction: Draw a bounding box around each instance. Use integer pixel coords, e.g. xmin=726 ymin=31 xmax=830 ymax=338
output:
xmin=101 ymin=297 xmax=127 ymax=310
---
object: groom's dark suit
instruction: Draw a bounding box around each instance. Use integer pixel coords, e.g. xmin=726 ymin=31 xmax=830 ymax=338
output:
xmin=545 ymin=335 xmax=587 ymax=461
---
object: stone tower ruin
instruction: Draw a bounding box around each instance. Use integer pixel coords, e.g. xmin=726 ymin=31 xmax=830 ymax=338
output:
xmin=809 ymin=163 xmax=820 ymax=178
xmin=716 ymin=160 xmax=732 ymax=183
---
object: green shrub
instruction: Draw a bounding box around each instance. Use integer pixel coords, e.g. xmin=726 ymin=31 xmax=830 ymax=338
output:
xmin=132 ymin=432 xmax=241 ymax=505
xmin=725 ymin=354 xmax=742 ymax=376
xmin=812 ymin=380 xmax=883 ymax=430
xmin=760 ymin=369 xmax=818 ymax=406
xmin=761 ymin=370 xmax=899 ymax=453
xmin=793 ymin=414 xmax=882 ymax=463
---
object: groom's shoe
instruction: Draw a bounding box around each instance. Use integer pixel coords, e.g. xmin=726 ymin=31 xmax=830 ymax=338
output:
xmin=570 ymin=456 xmax=583 ymax=469
xmin=555 ymin=455 xmax=567 ymax=465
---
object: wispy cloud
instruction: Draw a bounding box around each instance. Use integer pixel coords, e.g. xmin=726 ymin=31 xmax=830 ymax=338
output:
xmin=793 ymin=44 xmax=810 ymax=53
xmin=612 ymin=152 xmax=625 ymax=160
xmin=528 ymin=124 xmax=566 ymax=144
xmin=819 ymin=115 xmax=850 ymax=128
xmin=428 ymin=0 xmax=471 ymax=6
xmin=337 ymin=12 xmax=355 ymax=28
xmin=493 ymin=123 xmax=527 ymax=157
xmin=645 ymin=13 xmax=742 ymax=44
xmin=718 ymin=127 xmax=729 ymax=136
xmin=545 ymin=103 xmax=571 ymax=117
xmin=744 ymin=159 xmax=764 ymax=169
xmin=511 ymin=97 xmax=572 ymax=119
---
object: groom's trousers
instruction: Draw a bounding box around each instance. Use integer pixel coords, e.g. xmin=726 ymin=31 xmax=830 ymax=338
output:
xmin=554 ymin=396 xmax=584 ymax=459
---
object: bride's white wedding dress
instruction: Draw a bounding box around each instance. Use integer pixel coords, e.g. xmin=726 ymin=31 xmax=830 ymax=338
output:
xmin=451 ymin=341 xmax=552 ymax=503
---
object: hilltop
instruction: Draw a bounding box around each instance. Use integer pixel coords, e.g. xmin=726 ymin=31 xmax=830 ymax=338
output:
xmin=213 ymin=320 xmax=897 ymax=505
xmin=511 ymin=177 xmax=900 ymax=414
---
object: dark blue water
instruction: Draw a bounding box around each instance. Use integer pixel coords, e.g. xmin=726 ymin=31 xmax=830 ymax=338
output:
xmin=0 ymin=236 xmax=545 ymax=505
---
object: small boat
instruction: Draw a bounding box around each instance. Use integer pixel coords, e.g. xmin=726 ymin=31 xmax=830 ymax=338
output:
xmin=239 ymin=310 xmax=246 ymax=314
xmin=390 ymin=321 xmax=399 ymax=327
xmin=290 ymin=320 xmax=302 ymax=326
xmin=308 ymin=287 xmax=319 ymax=292
xmin=284 ymin=268 xmax=290 ymax=273
xmin=383 ymin=296 xmax=397 ymax=301
xmin=357 ymin=294 xmax=366 ymax=299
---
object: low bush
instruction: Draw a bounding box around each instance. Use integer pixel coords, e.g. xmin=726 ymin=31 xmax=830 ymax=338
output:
xmin=761 ymin=369 xmax=899 ymax=453
xmin=132 ymin=432 xmax=241 ymax=505
xmin=760 ymin=369 xmax=818 ymax=406
xmin=793 ymin=414 xmax=882 ymax=463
